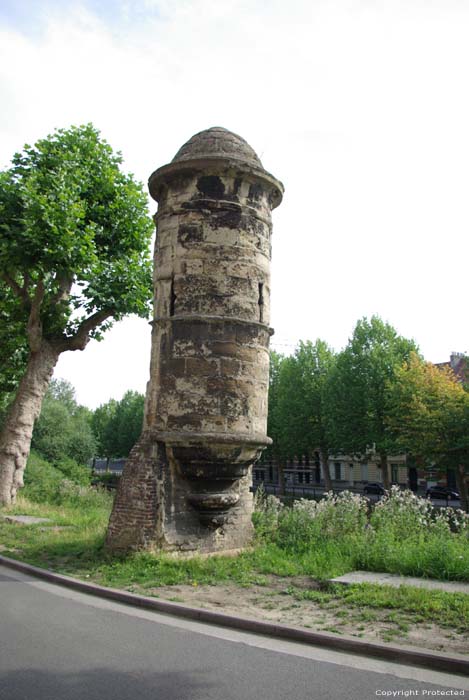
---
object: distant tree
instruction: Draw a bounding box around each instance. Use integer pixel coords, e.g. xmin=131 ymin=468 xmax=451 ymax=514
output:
xmin=276 ymin=342 xmax=336 ymax=490
xmin=32 ymin=379 xmax=96 ymax=467
xmin=92 ymin=390 xmax=144 ymax=463
xmin=266 ymin=351 xmax=286 ymax=493
xmin=45 ymin=378 xmax=78 ymax=414
xmin=275 ymin=355 xmax=298 ymax=460
xmin=388 ymin=354 xmax=469 ymax=511
xmin=92 ymin=399 xmax=118 ymax=467
xmin=295 ymin=340 xmax=335 ymax=491
xmin=266 ymin=342 xmax=336 ymax=491
xmin=113 ymin=390 xmax=145 ymax=457
xmin=0 ymin=124 xmax=153 ymax=505
xmin=325 ymin=316 xmax=418 ymax=489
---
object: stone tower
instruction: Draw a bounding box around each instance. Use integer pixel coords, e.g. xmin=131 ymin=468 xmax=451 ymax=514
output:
xmin=106 ymin=127 xmax=283 ymax=554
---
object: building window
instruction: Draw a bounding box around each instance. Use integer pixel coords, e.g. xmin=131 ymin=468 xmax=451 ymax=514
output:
xmin=361 ymin=463 xmax=368 ymax=481
xmin=391 ymin=464 xmax=399 ymax=483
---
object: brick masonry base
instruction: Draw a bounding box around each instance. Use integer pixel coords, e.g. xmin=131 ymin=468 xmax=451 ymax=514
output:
xmin=105 ymin=434 xmax=254 ymax=555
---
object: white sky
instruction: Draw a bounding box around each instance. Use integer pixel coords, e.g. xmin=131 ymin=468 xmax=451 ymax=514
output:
xmin=1 ymin=0 xmax=468 ymax=408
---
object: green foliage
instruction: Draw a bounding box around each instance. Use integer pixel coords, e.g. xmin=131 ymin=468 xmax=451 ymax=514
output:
xmin=258 ymin=491 xmax=368 ymax=556
xmin=388 ymin=355 xmax=469 ymax=471
xmin=22 ymin=451 xmax=64 ymax=503
xmin=0 ymin=124 xmax=153 ymax=502
xmin=253 ymin=487 xmax=469 ymax=581
xmin=22 ymin=450 xmax=108 ymax=508
xmin=324 ymin=316 xmax=418 ymax=483
xmin=92 ymin=399 xmax=118 ymax=459
xmin=266 ymin=341 xmax=335 ymax=463
xmin=32 ymin=379 xmax=96 ymax=466
xmin=112 ymin=391 xmax=144 ymax=456
xmin=0 ymin=282 xmax=28 ymax=405
xmin=265 ymin=350 xmax=284 ymax=460
xmin=0 ymin=123 xmax=153 ymax=339
xmin=54 ymin=457 xmax=91 ymax=487
xmin=92 ymin=390 xmax=144 ymax=458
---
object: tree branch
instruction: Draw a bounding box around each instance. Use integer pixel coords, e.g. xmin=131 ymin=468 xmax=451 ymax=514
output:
xmin=2 ymin=272 xmax=30 ymax=308
xmin=61 ymin=309 xmax=113 ymax=352
xmin=50 ymin=271 xmax=73 ymax=306
xmin=27 ymin=279 xmax=45 ymax=352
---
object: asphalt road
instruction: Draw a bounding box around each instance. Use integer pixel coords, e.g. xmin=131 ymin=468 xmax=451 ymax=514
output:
xmin=0 ymin=564 xmax=467 ymax=700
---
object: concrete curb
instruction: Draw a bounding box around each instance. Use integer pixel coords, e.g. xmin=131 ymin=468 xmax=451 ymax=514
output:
xmin=1 ymin=554 xmax=468 ymax=676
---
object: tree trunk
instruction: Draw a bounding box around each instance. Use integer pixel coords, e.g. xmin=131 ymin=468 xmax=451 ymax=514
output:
xmin=0 ymin=342 xmax=59 ymax=505
xmin=320 ymin=448 xmax=333 ymax=492
xmin=455 ymin=465 xmax=469 ymax=513
xmin=380 ymin=452 xmax=390 ymax=490
xmin=276 ymin=457 xmax=285 ymax=496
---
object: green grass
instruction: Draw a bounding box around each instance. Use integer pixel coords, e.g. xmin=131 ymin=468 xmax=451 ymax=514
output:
xmin=2 ymin=491 xmax=469 ymax=638
xmin=0 ymin=494 xmax=112 ymax=574
xmin=285 ymin=582 xmax=469 ymax=633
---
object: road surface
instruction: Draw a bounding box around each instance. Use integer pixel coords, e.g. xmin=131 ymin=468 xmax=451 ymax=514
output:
xmin=0 ymin=564 xmax=467 ymax=700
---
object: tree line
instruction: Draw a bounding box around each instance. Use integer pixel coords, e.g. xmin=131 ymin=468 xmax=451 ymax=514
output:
xmin=266 ymin=316 xmax=469 ymax=510
xmin=3 ymin=315 xmax=468 ymax=511
xmin=23 ymin=378 xmax=145 ymax=481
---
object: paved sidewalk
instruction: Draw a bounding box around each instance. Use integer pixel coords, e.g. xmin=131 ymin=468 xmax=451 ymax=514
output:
xmin=2 ymin=515 xmax=51 ymax=525
xmin=331 ymin=571 xmax=469 ymax=595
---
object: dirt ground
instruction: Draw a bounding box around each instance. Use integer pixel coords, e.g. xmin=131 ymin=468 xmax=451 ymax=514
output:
xmin=126 ymin=575 xmax=469 ymax=656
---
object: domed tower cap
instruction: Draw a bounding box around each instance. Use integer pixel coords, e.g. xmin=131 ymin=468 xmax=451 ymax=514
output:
xmin=172 ymin=126 xmax=263 ymax=169
xmin=149 ymin=126 xmax=284 ymax=206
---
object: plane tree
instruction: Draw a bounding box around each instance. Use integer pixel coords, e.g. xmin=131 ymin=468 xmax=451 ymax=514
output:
xmin=0 ymin=124 xmax=153 ymax=505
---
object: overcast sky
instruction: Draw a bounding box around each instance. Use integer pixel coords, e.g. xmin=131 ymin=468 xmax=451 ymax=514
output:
xmin=1 ymin=0 xmax=468 ymax=408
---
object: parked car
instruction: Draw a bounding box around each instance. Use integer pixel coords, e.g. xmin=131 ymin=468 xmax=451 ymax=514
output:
xmin=363 ymin=482 xmax=385 ymax=495
xmin=426 ymin=486 xmax=459 ymax=500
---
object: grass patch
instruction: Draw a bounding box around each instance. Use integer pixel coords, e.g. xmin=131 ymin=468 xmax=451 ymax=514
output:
xmin=285 ymin=582 xmax=469 ymax=633
xmin=2 ymin=483 xmax=469 ymax=644
xmin=0 ymin=494 xmax=112 ymax=573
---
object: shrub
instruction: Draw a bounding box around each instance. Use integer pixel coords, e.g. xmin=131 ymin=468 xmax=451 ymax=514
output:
xmin=23 ymin=450 xmax=110 ymax=509
xmin=252 ymin=485 xmax=284 ymax=541
xmin=256 ymin=490 xmax=368 ymax=555
xmin=54 ymin=478 xmax=113 ymax=509
xmin=23 ymin=451 xmax=63 ymax=503
xmin=370 ymin=486 xmax=469 ymax=538
xmin=294 ymin=491 xmax=368 ymax=539
xmin=252 ymin=486 xmax=469 ymax=581
xmin=55 ymin=457 xmax=91 ymax=486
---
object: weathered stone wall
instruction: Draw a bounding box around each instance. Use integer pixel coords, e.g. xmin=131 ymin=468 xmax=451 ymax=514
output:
xmin=106 ymin=128 xmax=283 ymax=555
xmin=146 ymin=169 xmax=274 ymax=438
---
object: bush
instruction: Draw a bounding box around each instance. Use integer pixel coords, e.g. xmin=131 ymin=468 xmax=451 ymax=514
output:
xmin=269 ymin=491 xmax=368 ymax=555
xmin=23 ymin=451 xmax=64 ymax=503
xmin=55 ymin=457 xmax=91 ymax=486
xmin=252 ymin=486 xmax=469 ymax=581
xmin=23 ymin=450 xmax=109 ymax=509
